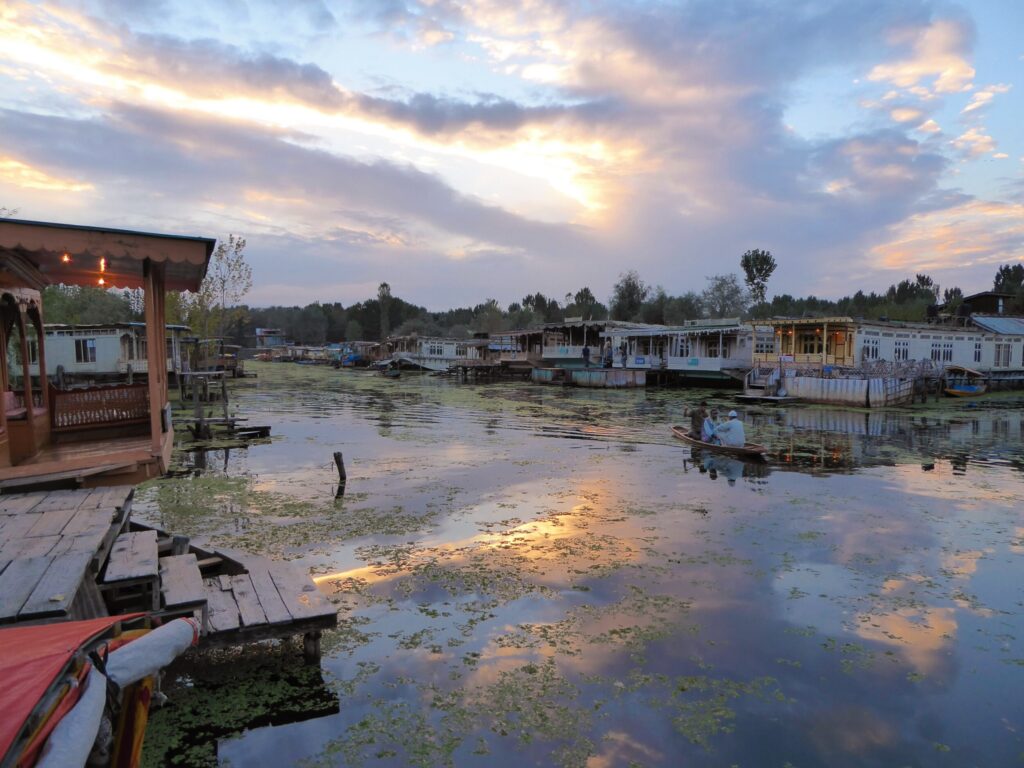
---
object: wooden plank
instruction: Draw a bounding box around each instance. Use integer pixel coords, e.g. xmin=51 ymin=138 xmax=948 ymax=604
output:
xmin=160 ymin=554 xmax=205 ymax=608
xmin=0 ymin=493 xmax=46 ymax=515
xmin=104 ymin=530 xmax=158 ymax=583
xmin=0 ymin=534 xmax=60 ymax=560
xmin=268 ymin=564 xmax=334 ymax=621
xmin=61 ymin=506 xmax=116 ymax=537
xmin=218 ymin=574 xmax=233 ymax=591
xmin=247 ymin=565 xmax=292 ymax=625
xmin=230 ymin=574 xmax=268 ymax=627
xmin=21 ymin=551 xmax=93 ymax=619
xmin=0 ymin=556 xmax=52 ymax=621
xmin=0 ymin=513 xmax=38 ymax=542
xmin=33 ymin=490 xmax=89 ymax=513
xmin=25 ymin=508 xmax=77 ymax=539
xmin=203 ymin=579 xmax=240 ymax=632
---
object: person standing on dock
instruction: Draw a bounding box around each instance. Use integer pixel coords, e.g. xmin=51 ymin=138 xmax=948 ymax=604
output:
xmin=714 ymin=410 xmax=746 ymax=448
xmin=603 ymin=339 xmax=613 ymax=368
xmin=582 ymin=343 xmax=591 ymax=367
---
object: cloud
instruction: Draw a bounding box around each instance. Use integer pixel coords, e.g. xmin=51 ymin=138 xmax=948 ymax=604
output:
xmin=0 ymin=0 xmax=1008 ymax=305
xmin=961 ymin=83 xmax=1011 ymax=115
xmin=869 ymin=199 xmax=1024 ymax=276
xmin=867 ymin=17 xmax=975 ymax=95
xmin=952 ymin=126 xmax=996 ymax=157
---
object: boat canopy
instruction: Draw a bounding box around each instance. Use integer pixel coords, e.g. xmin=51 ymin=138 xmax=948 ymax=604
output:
xmin=0 ymin=613 xmax=144 ymax=759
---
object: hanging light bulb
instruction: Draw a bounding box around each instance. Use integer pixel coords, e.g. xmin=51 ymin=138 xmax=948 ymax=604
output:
xmin=61 ymin=251 xmax=71 ymax=263
xmin=98 ymin=277 xmax=106 ymax=286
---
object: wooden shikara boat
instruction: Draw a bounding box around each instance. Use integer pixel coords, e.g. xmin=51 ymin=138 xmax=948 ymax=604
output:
xmin=671 ymin=425 xmax=768 ymax=459
xmin=944 ymin=366 xmax=987 ymax=397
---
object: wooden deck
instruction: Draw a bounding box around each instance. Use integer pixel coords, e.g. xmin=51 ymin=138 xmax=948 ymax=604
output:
xmin=0 ymin=432 xmax=171 ymax=489
xmin=0 ymin=487 xmax=336 ymax=658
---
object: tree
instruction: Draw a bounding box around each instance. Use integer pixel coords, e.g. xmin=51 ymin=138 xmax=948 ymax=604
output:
xmin=739 ymin=249 xmax=777 ymax=305
xmin=378 ymin=282 xmax=392 ymax=339
xmin=994 ymin=264 xmax=1024 ymax=294
xmin=186 ymin=234 xmax=253 ymax=338
xmin=701 ymin=274 xmax=748 ymax=318
xmin=610 ymin=270 xmax=649 ymax=320
xmin=344 ymin=319 xmax=364 ymax=341
xmin=664 ymin=292 xmax=703 ymax=324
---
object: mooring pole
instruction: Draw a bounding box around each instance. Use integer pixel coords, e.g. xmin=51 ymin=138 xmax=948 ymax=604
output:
xmin=333 ymin=451 xmax=347 ymax=498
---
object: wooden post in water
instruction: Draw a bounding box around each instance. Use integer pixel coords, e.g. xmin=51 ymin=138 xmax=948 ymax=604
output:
xmin=333 ymin=451 xmax=347 ymax=497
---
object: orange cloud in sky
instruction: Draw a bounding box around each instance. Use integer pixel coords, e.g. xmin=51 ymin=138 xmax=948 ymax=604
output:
xmin=870 ymin=199 xmax=1024 ymax=272
xmin=868 ymin=19 xmax=975 ymax=95
xmin=0 ymin=156 xmax=93 ymax=192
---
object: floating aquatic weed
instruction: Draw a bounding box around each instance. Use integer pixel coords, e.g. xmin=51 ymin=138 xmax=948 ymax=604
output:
xmin=143 ymin=641 xmax=339 ymax=768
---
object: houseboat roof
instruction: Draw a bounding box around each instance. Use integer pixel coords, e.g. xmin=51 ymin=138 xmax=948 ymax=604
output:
xmin=767 ymin=316 xmax=856 ymax=326
xmin=0 ymin=218 xmax=215 ymax=292
xmin=44 ymin=322 xmax=191 ymax=332
xmin=971 ymin=315 xmax=1024 ymax=335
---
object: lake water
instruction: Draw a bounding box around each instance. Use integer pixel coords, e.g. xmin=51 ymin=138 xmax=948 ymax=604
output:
xmin=137 ymin=362 xmax=1024 ymax=767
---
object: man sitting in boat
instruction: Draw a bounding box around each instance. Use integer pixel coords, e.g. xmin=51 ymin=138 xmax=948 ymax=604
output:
xmin=703 ymin=407 xmax=720 ymax=444
xmin=714 ymin=410 xmax=746 ymax=448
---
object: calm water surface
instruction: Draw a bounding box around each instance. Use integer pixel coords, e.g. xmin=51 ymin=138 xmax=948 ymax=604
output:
xmin=138 ymin=362 xmax=1024 ymax=767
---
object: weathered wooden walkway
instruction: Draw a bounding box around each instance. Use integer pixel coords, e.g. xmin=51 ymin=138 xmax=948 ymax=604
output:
xmin=0 ymin=487 xmax=335 ymax=658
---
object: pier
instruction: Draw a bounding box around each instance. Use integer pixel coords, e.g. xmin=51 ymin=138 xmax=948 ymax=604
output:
xmin=0 ymin=487 xmax=335 ymax=660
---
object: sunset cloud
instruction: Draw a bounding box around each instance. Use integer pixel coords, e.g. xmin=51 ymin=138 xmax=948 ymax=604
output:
xmin=0 ymin=0 xmax=1019 ymax=304
xmin=867 ymin=18 xmax=975 ymax=95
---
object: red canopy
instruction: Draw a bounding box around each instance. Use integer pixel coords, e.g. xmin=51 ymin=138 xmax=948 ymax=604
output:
xmin=0 ymin=614 xmax=144 ymax=761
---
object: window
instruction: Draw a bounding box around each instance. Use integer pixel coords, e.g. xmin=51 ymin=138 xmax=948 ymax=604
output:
xmin=994 ymin=342 xmax=1011 ymax=368
xmin=427 ymin=343 xmax=444 ymax=356
xmin=677 ymin=336 xmax=691 ymax=357
xmin=800 ymin=333 xmax=823 ymax=355
xmin=974 ymin=342 xmax=982 ymax=363
xmin=943 ymin=343 xmax=953 ymax=362
xmin=754 ymin=335 xmax=776 ymax=355
xmin=930 ymin=342 xmax=943 ymax=362
xmin=75 ymin=338 xmax=97 ymax=363
xmin=27 ymin=340 xmax=39 ymax=364
xmin=455 ymin=344 xmax=467 ymax=356
xmin=894 ymin=340 xmax=909 ymax=361
xmin=862 ymin=338 xmax=879 ymax=360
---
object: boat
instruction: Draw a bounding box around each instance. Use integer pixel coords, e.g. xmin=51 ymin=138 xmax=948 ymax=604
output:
xmin=671 ymin=425 xmax=768 ymax=459
xmin=1 ymin=614 xmax=198 ymax=767
xmin=944 ymin=366 xmax=987 ymax=397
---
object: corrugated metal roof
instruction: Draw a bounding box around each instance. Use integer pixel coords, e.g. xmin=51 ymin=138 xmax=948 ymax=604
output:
xmin=971 ymin=315 xmax=1024 ymax=335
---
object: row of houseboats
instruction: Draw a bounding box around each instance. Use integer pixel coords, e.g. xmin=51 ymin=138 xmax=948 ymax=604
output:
xmin=255 ymin=299 xmax=1024 ymax=401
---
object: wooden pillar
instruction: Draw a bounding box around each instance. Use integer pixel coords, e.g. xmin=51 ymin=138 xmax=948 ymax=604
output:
xmin=30 ymin=305 xmax=48 ymax=412
xmin=0 ymin=316 xmax=8 ymax=441
xmin=144 ymin=260 xmax=168 ymax=457
xmin=17 ymin=308 xmax=33 ymax=431
xmin=822 ymin=322 xmax=828 ymax=367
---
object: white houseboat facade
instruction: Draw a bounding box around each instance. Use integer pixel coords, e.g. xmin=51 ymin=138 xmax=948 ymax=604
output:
xmin=601 ymin=319 xmax=775 ymax=382
xmin=384 ymin=335 xmax=477 ymax=372
xmin=753 ymin=316 xmax=1024 ymax=379
xmin=29 ymin=322 xmax=191 ymax=385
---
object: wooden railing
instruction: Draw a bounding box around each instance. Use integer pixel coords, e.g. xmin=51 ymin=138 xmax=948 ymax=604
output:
xmin=50 ymin=384 xmax=150 ymax=432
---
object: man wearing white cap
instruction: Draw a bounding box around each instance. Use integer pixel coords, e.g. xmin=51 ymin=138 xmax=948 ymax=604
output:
xmin=714 ymin=409 xmax=746 ymax=448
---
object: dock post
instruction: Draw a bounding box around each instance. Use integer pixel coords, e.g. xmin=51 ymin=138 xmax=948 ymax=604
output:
xmin=333 ymin=451 xmax=347 ymax=497
xmin=303 ymin=630 xmax=322 ymax=663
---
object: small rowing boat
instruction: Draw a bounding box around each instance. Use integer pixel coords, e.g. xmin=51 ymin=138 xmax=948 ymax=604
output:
xmin=944 ymin=366 xmax=987 ymax=397
xmin=671 ymin=425 xmax=768 ymax=459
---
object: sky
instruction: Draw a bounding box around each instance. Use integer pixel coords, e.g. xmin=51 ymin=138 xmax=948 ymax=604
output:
xmin=1 ymin=0 xmax=1022 ymax=310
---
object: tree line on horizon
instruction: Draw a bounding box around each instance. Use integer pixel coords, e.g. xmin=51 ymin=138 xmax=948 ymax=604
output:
xmin=36 ymin=242 xmax=1024 ymax=346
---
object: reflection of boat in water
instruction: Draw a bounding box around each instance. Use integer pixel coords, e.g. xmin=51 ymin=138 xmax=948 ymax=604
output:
xmin=672 ymin=425 xmax=767 ymax=459
xmin=944 ymin=366 xmax=987 ymax=397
